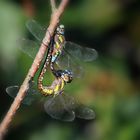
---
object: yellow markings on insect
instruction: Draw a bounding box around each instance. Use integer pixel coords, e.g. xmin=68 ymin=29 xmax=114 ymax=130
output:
xmin=39 ymin=81 xmax=65 ymax=96
xmin=58 ymin=36 xmax=63 ymax=43
xmin=56 ymin=42 xmax=60 ymax=49
xmin=54 ymin=80 xmax=65 ymax=92
xmin=60 ymin=80 xmax=65 ymax=90
xmin=54 ymin=84 xmax=59 ymax=92
xmin=42 ymin=88 xmax=53 ymax=95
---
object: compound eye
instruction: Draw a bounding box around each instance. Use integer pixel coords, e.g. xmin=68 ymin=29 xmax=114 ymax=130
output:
xmin=60 ymin=25 xmax=64 ymax=29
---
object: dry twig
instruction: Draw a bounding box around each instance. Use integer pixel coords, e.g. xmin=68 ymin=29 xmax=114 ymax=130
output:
xmin=50 ymin=0 xmax=56 ymax=12
xmin=0 ymin=0 xmax=69 ymax=139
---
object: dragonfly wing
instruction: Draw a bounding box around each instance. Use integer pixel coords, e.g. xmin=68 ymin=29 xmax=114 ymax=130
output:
xmin=44 ymin=94 xmax=75 ymax=121
xmin=60 ymin=94 xmax=95 ymax=120
xmin=18 ymin=39 xmax=39 ymax=59
xmin=26 ymin=19 xmax=46 ymax=42
xmin=56 ymin=49 xmax=84 ymax=78
xmin=6 ymin=86 xmax=19 ymax=99
xmin=65 ymin=41 xmax=98 ymax=62
xmin=75 ymin=105 xmax=96 ymax=120
xmin=6 ymin=83 xmax=40 ymax=105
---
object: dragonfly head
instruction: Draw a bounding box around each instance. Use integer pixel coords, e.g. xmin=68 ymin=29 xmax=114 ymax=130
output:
xmin=56 ymin=24 xmax=65 ymax=35
xmin=61 ymin=69 xmax=73 ymax=83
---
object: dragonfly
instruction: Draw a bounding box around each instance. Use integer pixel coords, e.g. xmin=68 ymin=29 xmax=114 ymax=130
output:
xmin=6 ymin=20 xmax=97 ymax=121
xmin=19 ymin=20 xmax=98 ymax=78
xmin=37 ymin=24 xmax=73 ymax=96
xmin=6 ymin=84 xmax=95 ymax=121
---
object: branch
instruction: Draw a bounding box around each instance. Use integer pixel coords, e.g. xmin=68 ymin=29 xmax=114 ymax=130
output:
xmin=50 ymin=0 xmax=56 ymax=13
xmin=0 ymin=0 xmax=69 ymax=139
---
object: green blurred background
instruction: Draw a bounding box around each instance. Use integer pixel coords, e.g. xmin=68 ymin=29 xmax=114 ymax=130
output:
xmin=0 ymin=0 xmax=140 ymax=140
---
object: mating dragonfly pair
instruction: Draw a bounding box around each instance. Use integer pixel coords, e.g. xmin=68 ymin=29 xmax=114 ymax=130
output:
xmin=6 ymin=20 xmax=97 ymax=121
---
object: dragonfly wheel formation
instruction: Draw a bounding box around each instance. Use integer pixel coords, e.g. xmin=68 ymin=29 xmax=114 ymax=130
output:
xmin=49 ymin=24 xmax=73 ymax=84
xmin=37 ymin=24 xmax=73 ymax=96
xmin=6 ymin=20 xmax=97 ymax=121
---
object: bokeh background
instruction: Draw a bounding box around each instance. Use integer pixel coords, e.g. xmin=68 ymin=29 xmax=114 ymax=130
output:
xmin=0 ymin=0 xmax=140 ymax=140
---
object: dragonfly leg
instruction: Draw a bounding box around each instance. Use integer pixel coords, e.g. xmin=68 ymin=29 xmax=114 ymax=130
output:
xmin=59 ymin=90 xmax=64 ymax=95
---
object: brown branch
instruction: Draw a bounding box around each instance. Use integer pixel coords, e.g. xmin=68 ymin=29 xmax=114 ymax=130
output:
xmin=50 ymin=0 xmax=56 ymax=13
xmin=0 ymin=0 xmax=69 ymax=139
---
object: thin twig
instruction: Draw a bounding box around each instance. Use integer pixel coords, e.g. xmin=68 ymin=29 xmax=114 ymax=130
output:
xmin=50 ymin=0 xmax=56 ymax=13
xmin=0 ymin=0 xmax=69 ymax=139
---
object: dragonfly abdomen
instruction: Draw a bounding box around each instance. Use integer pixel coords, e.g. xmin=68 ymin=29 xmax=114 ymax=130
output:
xmin=37 ymin=47 xmax=52 ymax=95
xmin=38 ymin=78 xmax=65 ymax=96
xmin=39 ymin=87 xmax=54 ymax=96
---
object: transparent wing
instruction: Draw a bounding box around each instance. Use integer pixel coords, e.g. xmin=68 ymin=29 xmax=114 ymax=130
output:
xmin=65 ymin=41 xmax=98 ymax=62
xmin=56 ymin=48 xmax=84 ymax=78
xmin=44 ymin=94 xmax=95 ymax=121
xmin=18 ymin=39 xmax=39 ymax=59
xmin=6 ymin=82 xmax=40 ymax=105
xmin=56 ymin=41 xmax=98 ymax=78
xmin=18 ymin=19 xmax=47 ymax=58
xmin=62 ymin=94 xmax=95 ymax=120
xmin=44 ymin=94 xmax=75 ymax=121
xmin=74 ymin=105 xmax=95 ymax=120
xmin=26 ymin=19 xmax=46 ymax=42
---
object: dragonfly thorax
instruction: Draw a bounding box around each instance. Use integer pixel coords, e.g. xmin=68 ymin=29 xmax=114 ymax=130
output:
xmin=56 ymin=24 xmax=64 ymax=35
xmin=55 ymin=69 xmax=73 ymax=83
xmin=61 ymin=70 xmax=73 ymax=83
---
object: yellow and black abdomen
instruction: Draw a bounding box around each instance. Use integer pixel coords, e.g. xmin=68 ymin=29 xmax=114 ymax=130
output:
xmin=38 ymin=79 xmax=65 ymax=96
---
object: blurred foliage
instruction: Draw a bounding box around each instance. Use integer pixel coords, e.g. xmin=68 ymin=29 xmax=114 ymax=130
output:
xmin=0 ymin=0 xmax=26 ymax=72
xmin=0 ymin=0 xmax=140 ymax=140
